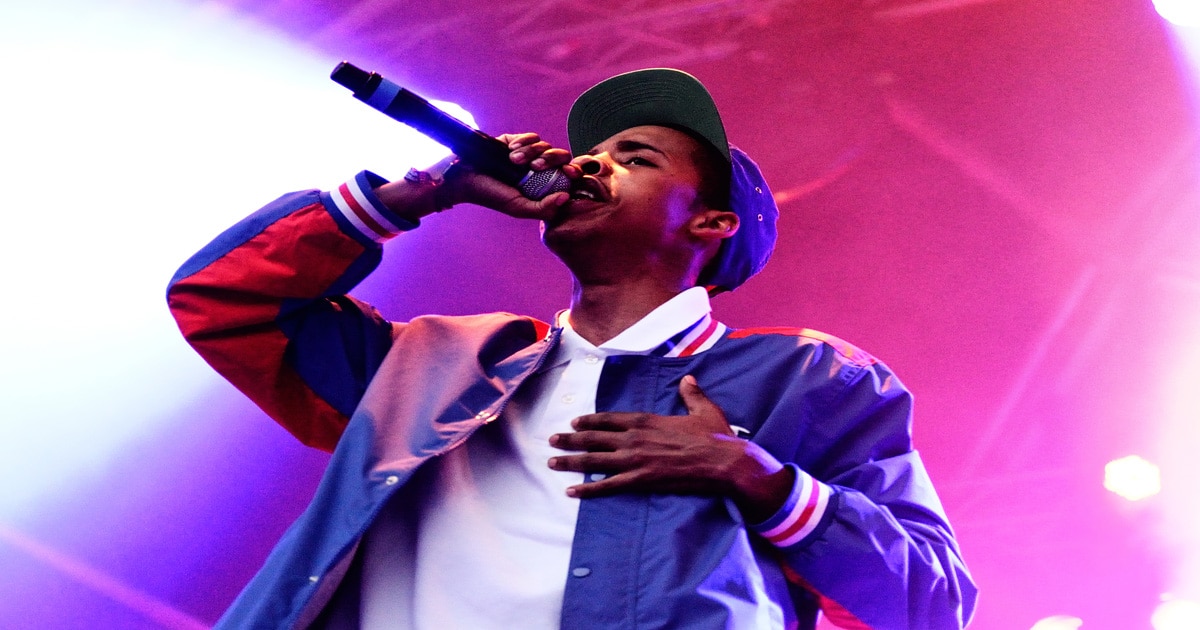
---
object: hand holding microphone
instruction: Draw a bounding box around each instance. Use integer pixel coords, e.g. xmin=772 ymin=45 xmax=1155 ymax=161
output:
xmin=330 ymin=62 xmax=573 ymax=216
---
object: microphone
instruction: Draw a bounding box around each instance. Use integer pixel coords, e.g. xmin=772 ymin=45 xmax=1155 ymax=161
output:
xmin=330 ymin=61 xmax=570 ymax=200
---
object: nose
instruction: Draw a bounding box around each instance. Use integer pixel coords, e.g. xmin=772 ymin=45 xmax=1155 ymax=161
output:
xmin=573 ymin=154 xmax=609 ymax=176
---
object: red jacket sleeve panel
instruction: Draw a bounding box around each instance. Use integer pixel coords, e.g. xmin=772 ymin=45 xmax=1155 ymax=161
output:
xmin=168 ymin=186 xmax=396 ymax=452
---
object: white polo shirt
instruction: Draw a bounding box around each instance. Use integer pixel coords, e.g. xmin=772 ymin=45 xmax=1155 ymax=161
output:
xmin=360 ymin=287 xmax=726 ymax=629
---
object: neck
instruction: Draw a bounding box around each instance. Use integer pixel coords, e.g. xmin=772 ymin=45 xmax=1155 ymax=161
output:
xmin=566 ymin=277 xmax=690 ymax=347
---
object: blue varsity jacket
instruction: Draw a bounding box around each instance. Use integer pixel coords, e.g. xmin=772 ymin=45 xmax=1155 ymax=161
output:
xmin=167 ymin=171 xmax=977 ymax=629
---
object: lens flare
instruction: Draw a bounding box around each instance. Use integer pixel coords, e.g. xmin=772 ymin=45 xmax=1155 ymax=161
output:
xmin=1030 ymin=615 xmax=1084 ymax=630
xmin=1104 ymin=455 xmax=1162 ymax=502
xmin=0 ymin=0 xmax=471 ymax=518
xmin=1156 ymin=0 xmax=1200 ymax=28
xmin=1152 ymin=598 xmax=1200 ymax=630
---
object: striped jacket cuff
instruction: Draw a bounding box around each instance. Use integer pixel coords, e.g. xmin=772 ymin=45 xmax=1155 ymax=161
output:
xmin=750 ymin=463 xmax=833 ymax=548
xmin=323 ymin=170 xmax=418 ymax=243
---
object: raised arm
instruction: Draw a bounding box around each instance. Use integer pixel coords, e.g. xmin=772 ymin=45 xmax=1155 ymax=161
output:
xmin=167 ymin=134 xmax=576 ymax=450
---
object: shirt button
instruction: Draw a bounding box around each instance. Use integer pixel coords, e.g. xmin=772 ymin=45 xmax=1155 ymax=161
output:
xmin=561 ymin=394 xmax=575 ymax=404
xmin=584 ymin=354 xmax=599 ymax=364
xmin=385 ymin=475 xmax=399 ymax=485
xmin=587 ymin=473 xmax=607 ymax=482
xmin=572 ymin=567 xmax=591 ymax=577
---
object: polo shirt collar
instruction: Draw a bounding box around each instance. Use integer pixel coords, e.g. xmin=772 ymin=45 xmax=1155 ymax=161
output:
xmin=552 ymin=286 xmax=725 ymax=360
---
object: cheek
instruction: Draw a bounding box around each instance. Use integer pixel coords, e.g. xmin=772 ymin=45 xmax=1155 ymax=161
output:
xmin=662 ymin=185 xmax=702 ymax=227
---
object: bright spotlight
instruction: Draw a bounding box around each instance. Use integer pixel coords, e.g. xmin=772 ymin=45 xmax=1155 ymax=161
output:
xmin=1030 ymin=615 xmax=1083 ymax=630
xmin=0 ymin=0 xmax=472 ymax=518
xmin=1156 ymin=0 xmax=1200 ymax=27
xmin=1152 ymin=598 xmax=1200 ymax=630
xmin=1104 ymin=455 xmax=1162 ymax=501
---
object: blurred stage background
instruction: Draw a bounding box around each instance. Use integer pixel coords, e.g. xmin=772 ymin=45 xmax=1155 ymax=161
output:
xmin=1 ymin=0 xmax=1198 ymax=628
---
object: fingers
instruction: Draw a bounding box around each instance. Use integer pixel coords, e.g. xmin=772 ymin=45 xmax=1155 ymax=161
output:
xmin=568 ymin=412 xmax=650 ymax=433
xmin=543 ymin=376 xmax=745 ymax=499
xmin=549 ymin=428 xmax=626 ymax=452
xmin=530 ymin=148 xmax=574 ymax=171
xmin=498 ymin=132 xmax=541 ymax=147
xmin=509 ymin=140 xmax=552 ymax=165
xmin=440 ymin=131 xmax=573 ymax=219
xmin=501 ymin=133 xmax=573 ymax=171
xmin=547 ymin=448 xmax=690 ymax=498
xmin=451 ymin=162 xmax=567 ymax=220
xmin=548 ymin=449 xmax=733 ymax=499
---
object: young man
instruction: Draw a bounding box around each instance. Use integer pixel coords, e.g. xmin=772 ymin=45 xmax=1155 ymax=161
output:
xmin=169 ymin=69 xmax=976 ymax=629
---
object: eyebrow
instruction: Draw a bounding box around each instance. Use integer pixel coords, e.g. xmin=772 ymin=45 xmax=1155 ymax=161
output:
xmin=587 ymin=139 xmax=669 ymax=158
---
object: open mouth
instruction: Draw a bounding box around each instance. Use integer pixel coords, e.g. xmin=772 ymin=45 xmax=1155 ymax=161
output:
xmin=569 ymin=177 xmax=608 ymax=203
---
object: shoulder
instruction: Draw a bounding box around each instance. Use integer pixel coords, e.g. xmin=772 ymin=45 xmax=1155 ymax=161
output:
xmin=723 ymin=326 xmax=879 ymax=368
xmin=399 ymin=312 xmax=551 ymax=345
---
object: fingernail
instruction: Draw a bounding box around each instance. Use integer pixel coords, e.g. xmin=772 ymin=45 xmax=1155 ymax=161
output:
xmin=548 ymin=457 xmax=559 ymax=468
xmin=566 ymin=487 xmax=579 ymax=497
xmin=683 ymin=375 xmax=696 ymax=386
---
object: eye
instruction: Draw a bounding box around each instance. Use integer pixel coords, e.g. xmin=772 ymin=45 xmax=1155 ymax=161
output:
xmin=624 ymin=155 xmax=656 ymax=167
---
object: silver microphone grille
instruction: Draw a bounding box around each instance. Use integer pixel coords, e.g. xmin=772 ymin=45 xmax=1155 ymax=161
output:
xmin=519 ymin=169 xmax=571 ymax=200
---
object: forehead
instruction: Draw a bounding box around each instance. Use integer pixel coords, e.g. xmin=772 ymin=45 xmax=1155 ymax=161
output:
xmin=590 ymin=125 xmax=704 ymax=156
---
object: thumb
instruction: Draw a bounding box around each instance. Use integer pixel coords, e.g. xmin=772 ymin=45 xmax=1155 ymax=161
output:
xmin=679 ymin=374 xmax=717 ymax=417
xmin=679 ymin=375 xmax=731 ymax=434
xmin=532 ymin=190 xmax=571 ymax=214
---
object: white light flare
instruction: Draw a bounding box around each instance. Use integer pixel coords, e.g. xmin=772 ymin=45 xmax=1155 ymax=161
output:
xmin=1156 ymin=0 xmax=1200 ymax=28
xmin=1152 ymin=597 xmax=1200 ymax=630
xmin=1153 ymin=307 xmax=1200 ymax=607
xmin=1030 ymin=615 xmax=1083 ymax=630
xmin=0 ymin=0 xmax=472 ymax=517
xmin=1104 ymin=455 xmax=1162 ymax=502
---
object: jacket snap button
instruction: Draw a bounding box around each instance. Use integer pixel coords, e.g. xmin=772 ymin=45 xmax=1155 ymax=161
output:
xmin=385 ymin=475 xmax=399 ymax=485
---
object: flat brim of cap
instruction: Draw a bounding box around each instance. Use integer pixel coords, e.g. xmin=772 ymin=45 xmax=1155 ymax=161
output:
xmin=567 ymin=68 xmax=730 ymax=163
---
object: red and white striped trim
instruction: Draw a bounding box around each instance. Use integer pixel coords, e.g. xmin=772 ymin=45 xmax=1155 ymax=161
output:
xmin=329 ymin=177 xmax=403 ymax=243
xmin=758 ymin=471 xmax=831 ymax=547
xmin=661 ymin=316 xmax=726 ymax=358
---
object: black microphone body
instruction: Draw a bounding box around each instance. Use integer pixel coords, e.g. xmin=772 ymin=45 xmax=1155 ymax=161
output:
xmin=331 ymin=62 xmax=570 ymax=200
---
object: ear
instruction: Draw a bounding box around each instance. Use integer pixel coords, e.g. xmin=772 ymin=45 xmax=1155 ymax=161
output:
xmin=689 ymin=209 xmax=740 ymax=244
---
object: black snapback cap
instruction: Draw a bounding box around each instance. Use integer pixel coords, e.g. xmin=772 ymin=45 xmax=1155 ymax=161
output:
xmin=568 ymin=68 xmax=730 ymax=163
xmin=566 ymin=69 xmax=778 ymax=294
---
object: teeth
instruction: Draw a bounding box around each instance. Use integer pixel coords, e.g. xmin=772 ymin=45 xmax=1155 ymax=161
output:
xmin=573 ymin=189 xmax=597 ymax=201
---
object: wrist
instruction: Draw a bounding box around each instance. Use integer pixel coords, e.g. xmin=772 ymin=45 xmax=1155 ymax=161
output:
xmin=733 ymin=461 xmax=795 ymax=525
xmin=748 ymin=463 xmax=834 ymax=548
xmin=374 ymin=170 xmax=446 ymax=222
